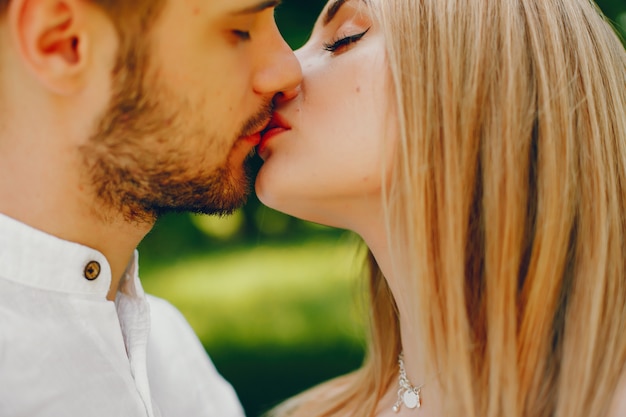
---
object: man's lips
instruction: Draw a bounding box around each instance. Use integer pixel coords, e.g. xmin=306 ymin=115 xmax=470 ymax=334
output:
xmin=258 ymin=113 xmax=291 ymax=157
xmin=239 ymin=118 xmax=273 ymax=146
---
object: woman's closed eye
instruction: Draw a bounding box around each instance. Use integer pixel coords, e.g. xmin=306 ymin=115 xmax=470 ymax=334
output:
xmin=323 ymin=27 xmax=370 ymax=54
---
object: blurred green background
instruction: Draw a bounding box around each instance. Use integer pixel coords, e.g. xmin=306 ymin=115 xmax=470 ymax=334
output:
xmin=139 ymin=1 xmax=626 ymax=416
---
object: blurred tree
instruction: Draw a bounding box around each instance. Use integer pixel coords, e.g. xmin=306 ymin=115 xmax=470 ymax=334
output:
xmin=275 ymin=0 xmax=327 ymax=48
xmin=596 ymin=0 xmax=626 ymax=39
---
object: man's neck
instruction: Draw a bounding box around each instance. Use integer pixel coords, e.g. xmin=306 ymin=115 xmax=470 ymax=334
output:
xmin=0 ymin=137 xmax=152 ymax=300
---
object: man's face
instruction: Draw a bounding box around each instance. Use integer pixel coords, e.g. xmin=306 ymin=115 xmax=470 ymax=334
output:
xmin=83 ymin=0 xmax=302 ymax=222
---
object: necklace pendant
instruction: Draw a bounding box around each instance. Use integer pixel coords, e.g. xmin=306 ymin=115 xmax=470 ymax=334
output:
xmin=402 ymin=388 xmax=421 ymax=409
xmin=393 ymin=353 xmax=425 ymax=413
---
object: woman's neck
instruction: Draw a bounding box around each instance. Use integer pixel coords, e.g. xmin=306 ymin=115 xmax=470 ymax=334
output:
xmin=359 ymin=225 xmax=444 ymax=416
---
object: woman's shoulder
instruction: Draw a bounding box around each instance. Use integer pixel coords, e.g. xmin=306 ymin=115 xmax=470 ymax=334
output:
xmin=607 ymin=371 xmax=626 ymax=416
xmin=270 ymin=374 xmax=361 ymax=417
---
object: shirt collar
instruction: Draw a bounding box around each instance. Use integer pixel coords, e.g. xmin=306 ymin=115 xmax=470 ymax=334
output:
xmin=0 ymin=212 xmax=139 ymax=298
xmin=118 ymin=251 xmax=145 ymax=300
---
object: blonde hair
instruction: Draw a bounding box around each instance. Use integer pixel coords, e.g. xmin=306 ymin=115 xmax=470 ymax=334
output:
xmin=271 ymin=0 xmax=626 ymax=416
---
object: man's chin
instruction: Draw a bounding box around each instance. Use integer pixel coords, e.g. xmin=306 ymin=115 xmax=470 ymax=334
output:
xmin=148 ymin=195 xmax=247 ymax=219
xmin=149 ymin=170 xmax=253 ymax=219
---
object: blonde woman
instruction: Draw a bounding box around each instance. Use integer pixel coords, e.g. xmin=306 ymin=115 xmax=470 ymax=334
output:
xmin=255 ymin=0 xmax=626 ymax=416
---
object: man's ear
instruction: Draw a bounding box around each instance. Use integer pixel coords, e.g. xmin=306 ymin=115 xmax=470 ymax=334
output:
xmin=8 ymin=0 xmax=91 ymax=95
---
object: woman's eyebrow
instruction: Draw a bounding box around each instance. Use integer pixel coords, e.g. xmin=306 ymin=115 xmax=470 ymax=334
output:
xmin=323 ymin=0 xmax=348 ymax=25
xmin=323 ymin=0 xmax=367 ymax=26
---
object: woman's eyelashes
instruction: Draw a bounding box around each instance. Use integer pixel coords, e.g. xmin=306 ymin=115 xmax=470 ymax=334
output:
xmin=323 ymin=27 xmax=370 ymax=54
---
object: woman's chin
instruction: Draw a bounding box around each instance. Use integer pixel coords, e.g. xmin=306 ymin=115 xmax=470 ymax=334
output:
xmin=255 ymin=175 xmax=292 ymax=216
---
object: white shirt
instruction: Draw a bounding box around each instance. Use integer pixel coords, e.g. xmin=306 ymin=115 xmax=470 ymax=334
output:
xmin=0 ymin=213 xmax=245 ymax=417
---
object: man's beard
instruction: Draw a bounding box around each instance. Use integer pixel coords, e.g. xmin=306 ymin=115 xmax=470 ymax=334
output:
xmin=81 ymin=45 xmax=271 ymax=224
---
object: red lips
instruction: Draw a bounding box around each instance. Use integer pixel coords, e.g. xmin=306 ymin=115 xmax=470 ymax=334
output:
xmin=239 ymin=116 xmax=273 ymax=146
xmin=258 ymin=112 xmax=291 ymax=158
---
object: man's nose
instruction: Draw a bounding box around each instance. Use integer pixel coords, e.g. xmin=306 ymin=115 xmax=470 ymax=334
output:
xmin=253 ymin=31 xmax=303 ymax=97
xmin=272 ymin=84 xmax=301 ymax=108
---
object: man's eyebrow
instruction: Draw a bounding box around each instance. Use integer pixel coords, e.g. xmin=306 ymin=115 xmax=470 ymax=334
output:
xmin=232 ymin=0 xmax=281 ymax=15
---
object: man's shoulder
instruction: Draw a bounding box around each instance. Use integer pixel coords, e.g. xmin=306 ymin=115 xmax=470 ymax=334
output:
xmin=144 ymin=293 xmax=217 ymax=375
xmin=146 ymin=294 xmax=186 ymax=323
xmin=144 ymin=294 xmax=245 ymax=417
xmin=145 ymin=294 xmax=202 ymax=348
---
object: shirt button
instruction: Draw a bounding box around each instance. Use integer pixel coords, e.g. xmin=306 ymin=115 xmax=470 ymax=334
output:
xmin=84 ymin=261 xmax=101 ymax=281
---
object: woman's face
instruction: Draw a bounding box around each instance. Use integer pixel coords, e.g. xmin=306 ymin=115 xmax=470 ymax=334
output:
xmin=255 ymin=0 xmax=395 ymax=230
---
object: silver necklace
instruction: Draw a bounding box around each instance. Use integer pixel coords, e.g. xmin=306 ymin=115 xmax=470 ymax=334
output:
xmin=392 ymin=353 xmax=423 ymax=413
